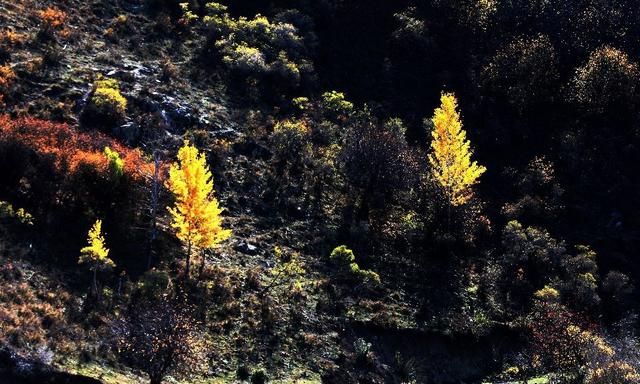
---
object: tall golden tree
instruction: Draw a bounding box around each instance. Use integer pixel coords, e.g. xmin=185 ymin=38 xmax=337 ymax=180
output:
xmin=79 ymin=219 xmax=114 ymax=296
xmin=428 ymin=92 xmax=486 ymax=207
xmin=167 ymin=141 xmax=232 ymax=279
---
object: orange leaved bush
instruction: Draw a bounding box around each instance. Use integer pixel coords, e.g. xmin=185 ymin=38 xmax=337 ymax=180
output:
xmin=37 ymin=7 xmax=67 ymax=30
xmin=0 ymin=115 xmax=153 ymax=179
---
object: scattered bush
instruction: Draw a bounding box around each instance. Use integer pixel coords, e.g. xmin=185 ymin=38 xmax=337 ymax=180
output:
xmin=236 ymin=365 xmax=251 ymax=381
xmin=585 ymin=361 xmax=640 ymax=384
xmin=439 ymin=0 xmax=497 ymax=30
xmin=528 ymin=303 xmax=590 ymax=373
xmin=0 ymin=201 xmax=33 ymax=225
xmin=36 ymin=7 xmax=68 ymax=40
xmin=221 ymin=43 xmax=268 ymax=74
xmin=559 ymin=245 xmax=600 ymax=311
xmin=601 ymin=270 xmax=634 ymax=322
xmin=481 ymin=34 xmax=559 ymax=110
xmin=133 ymin=269 xmax=172 ymax=303
xmin=321 ymin=90 xmax=354 ymax=118
xmin=340 ymin=111 xmax=415 ymax=224
xmin=113 ymin=297 xmax=208 ymax=384
xmin=0 ymin=29 xmax=24 ymax=47
xmin=353 ymin=337 xmax=373 ymax=365
xmin=533 ymin=285 xmax=560 ymax=303
xmin=330 ymin=245 xmax=355 ymax=265
xmin=0 ymin=30 xmax=23 ymax=64
xmin=270 ymin=119 xmax=311 ymax=160
xmin=568 ymin=46 xmax=639 ymax=114
xmin=0 ymin=260 xmax=77 ymax=359
xmin=202 ymin=3 xmax=315 ymax=94
xmin=263 ymin=246 xmax=305 ymax=294
xmin=250 ymin=369 xmax=268 ymax=384
xmin=500 ymin=220 xmax=566 ymax=311
xmin=104 ymin=146 xmax=124 ymax=179
xmin=0 ymin=64 xmax=16 ymax=98
xmin=501 ymin=156 xmax=564 ymax=225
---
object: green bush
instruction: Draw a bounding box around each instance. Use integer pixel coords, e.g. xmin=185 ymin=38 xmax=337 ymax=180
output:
xmin=104 ymin=146 xmax=124 ymax=179
xmin=0 ymin=200 xmax=34 ymax=225
xmin=330 ymin=245 xmax=380 ymax=285
xmin=82 ymin=77 xmax=127 ymax=128
xmin=201 ymin=3 xmax=314 ymax=92
xmin=269 ymin=119 xmax=312 ymax=167
xmin=330 ymin=245 xmax=355 ymax=265
xmin=134 ymin=269 xmax=172 ymax=302
xmin=321 ymin=91 xmax=354 ymax=117
xmin=355 ymin=268 xmax=381 ymax=285
xmin=251 ymin=369 xmax=268 ymax=384
xmin=236 ymin=365 xmax=250 ymax=381
xmin=568 ymin=46 xmax=639 ymax=114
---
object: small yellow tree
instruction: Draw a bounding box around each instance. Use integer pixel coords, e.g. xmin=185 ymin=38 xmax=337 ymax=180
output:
xmin=428 ymin=92 xmax=486 ymax=207
xmin=167 ymin=141 xmax=232 ymax=279
xmin=79 ymin=219 xmax=114 ymax=296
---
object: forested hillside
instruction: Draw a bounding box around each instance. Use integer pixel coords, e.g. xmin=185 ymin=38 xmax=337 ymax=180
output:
xmin=1 ymin=0 xmax=639 ymax=383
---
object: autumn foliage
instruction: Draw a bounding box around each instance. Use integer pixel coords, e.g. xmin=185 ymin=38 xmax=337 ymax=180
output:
xmin=0 ymin=65 xmax=16 ymax=105
xmin=0 ymin=115 xmax=153 ymax=179
xmin=428 ymin=92 xmax=486 ymax=206
xmin=37 ymin=7 xmax=67 ymax=31
xmin=167 ymin=141 xmax=231 ymax=278
xmin=79 ymin=220 xmax=112 ymax=268
xmin=0 ymin=65 xmax=16 ymax=90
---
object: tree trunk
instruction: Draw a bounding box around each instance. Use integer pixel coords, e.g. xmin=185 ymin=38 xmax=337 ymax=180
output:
xmin=447 ymin=200 xmax=451 ymax=233
xmin=92 ymin=268 xmax=98 ymax=299
xmin=147 ymin=152 xmax=160 ymax=270
xmin=185 ymin=239 xmax=191 ymax=279
xmin=199 ymin=248 xmax=206 ymax=279
xmin=149 ymin=373 xmax=162 ymax=384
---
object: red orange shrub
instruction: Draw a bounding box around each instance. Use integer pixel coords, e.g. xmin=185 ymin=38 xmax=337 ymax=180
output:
xmin=0 ymin=115 xmax=154 ymax=180
xmin=37 ymin=7 xmax=67 ymax=31
xmin=0 ymin=29 xmax=25 ymax=46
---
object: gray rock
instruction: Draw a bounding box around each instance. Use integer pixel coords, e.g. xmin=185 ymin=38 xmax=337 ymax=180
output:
xmin=235 ymin=241 xmax=259 ymax=255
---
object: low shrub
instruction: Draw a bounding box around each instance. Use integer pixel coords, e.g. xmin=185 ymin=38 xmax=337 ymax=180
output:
xmin=534 ymin=285 xmax=560 ymax=303
xmin=0 ymin=29 xmax=24 ymax=64
xmin=133 ymin=269 xmax=172 ymax=304
xmin=0 ymin=260 xmax=78 ymax=359
xmin=330 ymin=245 xmax=355 ymax=265
xmin=321 ymin=91 xmax=354 ymax=118
xmin=104 ymin=146 xmax=124 ymax=179
xmin=270 ymin=119 xmax=311 ymax=158
xmin=250 ymin=369 xmax=268 ymax=384
xmin=83 ymin=78 xmax=127 ymax=128
xmin=236 ymin=365 xmax=251 ymax=381
xmin=199 ymin=3 xmax=315 ymax=96
xmin=0 ymin=64 xmax=16 ymax=97
xmin=36 ymin=7 xmax=68 ymax=40
xmin=330 ymin=245 xmax=380 ymax=285
xmin=586 ymin=361 xmax=640 ymax=384
xmin=0 ymin=201 xmax=34 ymax=225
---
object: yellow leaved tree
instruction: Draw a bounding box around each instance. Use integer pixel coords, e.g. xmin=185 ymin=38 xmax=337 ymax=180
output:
xmin=167 ymin=141 xmax=232 ymax=279
xmin=79 ymin=219 xmax=114 ymax=296
xmin=428 ymin=92 xmax=486 ymax=207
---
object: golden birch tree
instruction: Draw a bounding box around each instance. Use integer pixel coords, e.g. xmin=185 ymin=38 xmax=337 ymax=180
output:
xmin=79 ymin=219 xmax=114 ymax=296
xmin=428 ymin=92 xmax=486 ymax=207
xmin=167 ymin=141 xmax=232 ymax=279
